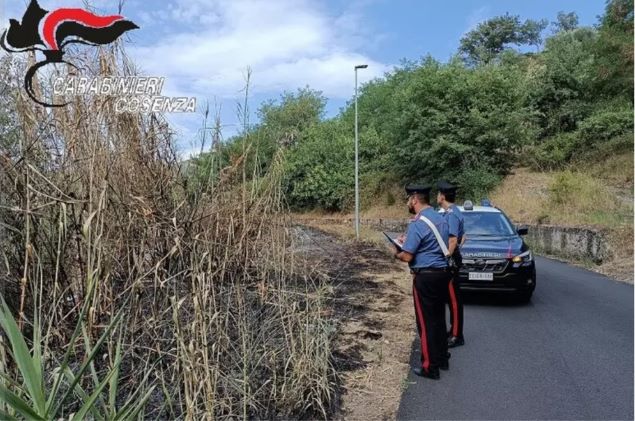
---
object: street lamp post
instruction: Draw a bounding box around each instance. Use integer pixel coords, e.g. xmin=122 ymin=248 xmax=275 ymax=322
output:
xmin=354 ymin=64 xmax=368 ymax=241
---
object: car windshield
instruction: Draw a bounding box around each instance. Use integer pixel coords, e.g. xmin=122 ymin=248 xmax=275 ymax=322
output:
xmin=463 ymin=212 xmax=515 ymax=236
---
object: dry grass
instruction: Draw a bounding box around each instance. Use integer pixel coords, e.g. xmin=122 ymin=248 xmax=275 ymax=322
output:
xmin=360 ymin=205 xmax=407 ymax=220
xmin=586 ymin=151 xmax=634 ymax=189
xmin=488 ymin=169 xmax=553 ymax=225
xmin=309 ymin=223 xmax=387 ymax=248
xmin=0 ymin=48 xmax=335 ymax=419
xmin=490 ymin=162 xmax=633 ymax=228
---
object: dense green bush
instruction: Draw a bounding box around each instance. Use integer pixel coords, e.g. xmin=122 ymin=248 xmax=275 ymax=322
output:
xmin=527 ymin=132 xmax=579 ymax=170
xmin=593 ymin=0 xmax=634 ymax=102
xmin=388 ymin=59 xmax=530 ymax=182
xmin=578 ymin=106 xmax=633 ymax=145
xmin=342 ymin=57 xmax=534 ymax=204
xmin=524 ymin=27 xmax=597 ymax=138
xmin=549 ymin=170 xmax=581 ymax=204
xmin=454 ymin=165 xmax=503 ymax=203
xmin=283 ymin=120 xmax=353 ymax=211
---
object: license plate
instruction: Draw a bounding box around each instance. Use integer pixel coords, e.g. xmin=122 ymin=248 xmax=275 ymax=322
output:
xmin=469 ymin=272 xmax=494 ymax=281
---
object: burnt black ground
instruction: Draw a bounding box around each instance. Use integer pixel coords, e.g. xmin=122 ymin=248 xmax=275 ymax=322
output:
xmin=397 ymin=256 xmax=634 ymax=420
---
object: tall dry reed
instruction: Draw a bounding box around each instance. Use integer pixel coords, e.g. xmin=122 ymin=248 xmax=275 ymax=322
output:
xmin=0 ymin=44 xmax=335 ymax=419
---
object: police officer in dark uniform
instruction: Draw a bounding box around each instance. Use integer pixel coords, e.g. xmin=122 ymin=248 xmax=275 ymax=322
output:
xmin=437 ymin=181 xmax=465 ymax=348
xmin=394 ymin=185 xmax=451 ymax=379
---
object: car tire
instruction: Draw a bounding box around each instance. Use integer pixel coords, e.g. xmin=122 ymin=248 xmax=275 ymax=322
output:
xmin=517 ymin=290 xmax=533 ymax=303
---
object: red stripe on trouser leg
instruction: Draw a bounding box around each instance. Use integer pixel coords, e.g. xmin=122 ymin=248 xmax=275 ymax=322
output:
xmin=449 ymin=279 xmax=459 ymax=337
xmin=413 ymin=286 xmax=430 ymax=371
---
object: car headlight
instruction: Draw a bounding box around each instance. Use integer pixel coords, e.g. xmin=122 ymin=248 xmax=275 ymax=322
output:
xmin=512 ymin=250 xmax=533 ymax=263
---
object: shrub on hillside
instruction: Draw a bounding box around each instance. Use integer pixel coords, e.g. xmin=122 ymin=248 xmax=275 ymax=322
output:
xmin=549 ymin=170 xmax=581 ymax=204
xmin=527 ymin=132 xmax=579 ymax=170
xmin=548 ymin=170 xmax=619 ymax=220
xmin=578 ymin=107 xmax=633 ymax=145
xmin=283 ymin=120 xmax=353 ymax=211
xmin=454 ymin=165 xmax=503 ymax=203
xmin=390 ymin=59 xmax=531 ymax=183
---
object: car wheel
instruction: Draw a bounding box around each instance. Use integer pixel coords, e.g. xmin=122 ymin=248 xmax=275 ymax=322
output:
xmin=517 ymin=290 xmax=533 ymax=303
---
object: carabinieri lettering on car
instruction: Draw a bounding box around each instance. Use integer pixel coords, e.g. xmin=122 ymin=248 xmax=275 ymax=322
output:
xmin=439 ymin=200 xmax=536 ymax=302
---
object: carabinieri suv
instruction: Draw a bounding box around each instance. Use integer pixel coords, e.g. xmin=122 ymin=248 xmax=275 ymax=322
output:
xmin=444 ymin=201 xmax=536 ymax=302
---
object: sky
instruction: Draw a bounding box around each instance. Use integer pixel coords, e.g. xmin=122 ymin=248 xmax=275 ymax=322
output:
xmin=1 ymin=0 xmax=608 ymax=157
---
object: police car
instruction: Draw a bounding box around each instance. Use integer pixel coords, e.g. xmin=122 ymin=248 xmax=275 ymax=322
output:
xmin=444 ymin=200 xmax=536 ymax=302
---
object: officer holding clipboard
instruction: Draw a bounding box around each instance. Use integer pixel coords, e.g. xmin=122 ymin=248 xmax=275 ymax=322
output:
xmin=393 ymin=185 xmax=451 ymax=379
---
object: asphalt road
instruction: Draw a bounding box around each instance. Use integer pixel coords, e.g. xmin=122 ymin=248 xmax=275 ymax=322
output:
xmin=397 ymin=256 xmax=634 ymax=420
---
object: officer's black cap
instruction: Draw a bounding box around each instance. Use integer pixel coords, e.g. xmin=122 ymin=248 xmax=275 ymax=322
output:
xmin=437 ymin=180 xmax=458 ymax=194
xmin=405 ymin=184 xmax=431 ymax=196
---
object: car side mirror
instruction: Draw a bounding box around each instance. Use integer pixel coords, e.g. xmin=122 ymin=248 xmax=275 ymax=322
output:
xmin=517 ymin=226 xmax=529 ymax=236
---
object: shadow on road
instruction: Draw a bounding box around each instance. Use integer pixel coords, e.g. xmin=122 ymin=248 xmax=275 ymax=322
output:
xmin=461 ymin=291 xmax=532 ymax=307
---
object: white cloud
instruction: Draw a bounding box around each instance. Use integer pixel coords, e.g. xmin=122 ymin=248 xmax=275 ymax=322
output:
xmin=129 ymin=0 xmax=388 ymax=101
xmin=1 ymin=0 xmax=390 ymax=155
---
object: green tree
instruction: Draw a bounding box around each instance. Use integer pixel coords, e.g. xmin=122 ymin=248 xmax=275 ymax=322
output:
xmin=551 ymin=11 xmax=579 ymax=33
xmin=387 ymin=58 xmax=531 ymax=194
xmin=525 ymin=27 xmax=598 ymax=138
xmin=459 ymin=13 xmax=548 ymax=65
xmin=257 ymin=87 xmax=327 ymax=147
xmin=191 ymin=88 xmax=326 ymax=187
xmin=283 ymin=120 xmax=353 ymax=211
xmin=593 ymin=0 xmax=634 ymax=101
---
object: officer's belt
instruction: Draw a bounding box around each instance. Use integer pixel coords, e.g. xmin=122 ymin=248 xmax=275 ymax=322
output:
xmin=411 ymin=267 xmax=449 ymax=274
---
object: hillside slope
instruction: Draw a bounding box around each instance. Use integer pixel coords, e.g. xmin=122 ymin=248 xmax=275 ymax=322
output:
xmin=491 ymin=152 xmax=633 ymax=228
xmin=490 ymin=151 xmax=633 ymax=281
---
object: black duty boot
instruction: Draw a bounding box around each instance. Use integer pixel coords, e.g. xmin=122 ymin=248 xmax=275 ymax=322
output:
xmin=447 ymin=335 xmax=465 ymax=348
xmin=412 ymin=367 xmax=440 ymax=379
xmin=440 ymin=352 xmax=451 ymax=371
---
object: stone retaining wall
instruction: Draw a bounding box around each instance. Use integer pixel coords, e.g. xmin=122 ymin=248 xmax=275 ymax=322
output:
xmin=524 ymin=224 xmax=608 ymax=264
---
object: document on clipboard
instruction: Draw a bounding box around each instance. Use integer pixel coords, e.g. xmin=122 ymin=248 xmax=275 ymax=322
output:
xmin=383 ymin=232 xmax=404 ymax=252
